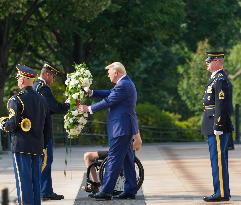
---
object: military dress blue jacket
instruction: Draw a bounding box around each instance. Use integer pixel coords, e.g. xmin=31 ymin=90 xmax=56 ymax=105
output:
xmin=33 ymin=78 xmax=69 ymax=141
xmin=4 ymin=86 xmax=48 ymax=155
xmin=201 ymin=69 xmax=233 ymax=135
xmin=91 ymin=75 xmax=139 ymax=139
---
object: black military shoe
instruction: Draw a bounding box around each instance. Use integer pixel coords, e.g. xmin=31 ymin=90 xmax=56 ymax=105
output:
xmin=114 ymin=192 xmax=136 ymax=200
xmin=88 ymin=193 xmax=95 ymax=198
xmin=203 ymin=194 xmax=229 ymax=202
xmin=228 ymin=146 xmax=235 ymax=150
xmin=42 ymin=192 xmax=64 ymax=201
xmin=94 ymin=192 xmax=112 ymax=201
xmin=112 ymin=190 xmax=123 ymax=196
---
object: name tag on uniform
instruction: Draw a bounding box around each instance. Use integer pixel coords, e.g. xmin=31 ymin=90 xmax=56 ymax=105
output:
xmin=207 ymin=86 xmax=212 ymax=93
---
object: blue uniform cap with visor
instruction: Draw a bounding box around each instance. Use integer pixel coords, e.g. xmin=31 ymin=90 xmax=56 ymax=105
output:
xmin=205 ymin=52 xmax=225 ymax=64
xmin=42 ymin=63 xmax=59 ymax=76
xmin=16 ymin=64 xmax=37 ymax=79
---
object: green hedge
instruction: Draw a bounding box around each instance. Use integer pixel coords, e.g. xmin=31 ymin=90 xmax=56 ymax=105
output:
xmin=89 ymin=102 xmax=203 ymax=143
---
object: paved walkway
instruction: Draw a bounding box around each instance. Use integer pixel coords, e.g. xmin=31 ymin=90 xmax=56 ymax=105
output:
xmin=1 ymin=143 xmax=241 ymax=204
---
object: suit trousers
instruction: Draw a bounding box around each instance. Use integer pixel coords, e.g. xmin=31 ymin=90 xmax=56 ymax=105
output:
xmin=41 ymin=138 xmax=54 ymax=196
xmin=101 ymin=135 xmax=137 ymax=194
xmin=12 ymin=153 xmax=41 ymax=205
xmin=207 ymin=133 xmax=230 ymax=198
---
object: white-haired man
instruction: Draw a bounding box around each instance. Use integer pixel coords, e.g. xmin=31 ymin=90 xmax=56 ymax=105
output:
xmin=78 ymin=62 xmax=139 ymax=201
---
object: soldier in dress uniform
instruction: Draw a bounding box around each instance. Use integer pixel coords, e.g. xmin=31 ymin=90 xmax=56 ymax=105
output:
xmin=0 ymin=64 xmax=48 ymax=205
xmin=33 ymin=63 xmax=69 ymax=201
xmin=201 ymin=52 xmax=233 ymax=202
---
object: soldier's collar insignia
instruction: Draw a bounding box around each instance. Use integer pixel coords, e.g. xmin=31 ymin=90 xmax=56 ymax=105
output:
xmin=219 ymin=90 xmax=225 ymax=100
xmin=217 ymin=73 xmax=223 ymax=77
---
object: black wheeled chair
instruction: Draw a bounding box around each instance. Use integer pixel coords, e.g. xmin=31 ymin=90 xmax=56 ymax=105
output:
xmin=84 ymin=153 xmax=144 ymax=195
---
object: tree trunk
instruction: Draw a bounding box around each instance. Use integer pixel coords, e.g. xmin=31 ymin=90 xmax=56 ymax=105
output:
xmin=0 ymin=66 xmax=7 ymax=115
xmin=73 ymin=33 xmax=81 ymax=64
xmin=0 ymin=20 xmax=9 ymax=114
xmin=73 ymin=33 xmax=86 ymax=64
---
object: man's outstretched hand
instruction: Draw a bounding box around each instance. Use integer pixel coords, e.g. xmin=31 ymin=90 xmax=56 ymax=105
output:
xmin=77 ymin=103 xmax=89 ymax=113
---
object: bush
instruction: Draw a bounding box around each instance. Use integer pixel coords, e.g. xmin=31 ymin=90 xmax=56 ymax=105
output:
xmin=136 ymin=103 xmax=203 ymax=142
xmin=175 ymin=116 xmax=203 ymax=141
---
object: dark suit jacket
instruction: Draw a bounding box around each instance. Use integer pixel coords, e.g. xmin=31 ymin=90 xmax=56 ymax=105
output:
xmin=91 ymin=75 xmax=139 ymax=138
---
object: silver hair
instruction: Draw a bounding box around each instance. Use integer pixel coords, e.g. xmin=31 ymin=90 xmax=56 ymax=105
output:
xmin=105 ymin=62 xmax=126 ymax=74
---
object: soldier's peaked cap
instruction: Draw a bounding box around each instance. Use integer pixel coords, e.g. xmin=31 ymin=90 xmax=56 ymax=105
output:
xmin=42 ymin=63 xmax=59 ymax=75
xmin=206 ymin=51 xmax=225 ymax=62
xmin=16 ymin=64 xmax=37 ymax=79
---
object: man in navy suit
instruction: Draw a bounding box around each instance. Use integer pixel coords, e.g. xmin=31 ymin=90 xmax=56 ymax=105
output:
xmin=78 ymin=62 xmax=139 ymax=201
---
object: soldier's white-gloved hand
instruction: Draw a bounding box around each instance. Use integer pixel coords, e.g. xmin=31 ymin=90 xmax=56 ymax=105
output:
xmin=83 ymin=87 xmax=93 ymax=97
xmin=65 ymin=98 xmax=70 ymax=104
xmin=0 ymin=123 xmax=3 ymax=130
xmin=214 ymin=130 xmax=223 ymax=136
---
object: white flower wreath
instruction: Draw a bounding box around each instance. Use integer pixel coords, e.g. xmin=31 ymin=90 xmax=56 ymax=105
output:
xmin=64 ymin=63 xmax=93 ymax=138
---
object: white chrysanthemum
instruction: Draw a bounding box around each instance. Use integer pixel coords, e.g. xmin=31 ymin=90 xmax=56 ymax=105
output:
xmin=85 ymin=70 xmax=91 ymax=77
xmin=69 ymin=118 xmax=74 ymax=123
xmin=64 ymin=64 xmax=92 ymax=137
xmin=71 ymin=110 xmax=79 ymax=116
xmin=79 ymin=91 xmax=84 ymax=99
xmin=69 ymin=128 xmax=79 ymax=136
xmin=83 ymin=113 xmax=88 ymax=118
xmin=72 ymin=93 xmax=79 ymax=100
xmin=82 ymin=78 xmax=90 ymax=87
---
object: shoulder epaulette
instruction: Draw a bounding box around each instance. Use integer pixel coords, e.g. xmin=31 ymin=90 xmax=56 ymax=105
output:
xmin=7 ymin=96 xmax=16 ymax=109
xmin=15 ymin=94 xmax=24 ymax=114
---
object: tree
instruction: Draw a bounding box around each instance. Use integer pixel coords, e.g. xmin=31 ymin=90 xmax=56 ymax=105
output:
xmin=0 ymin=0 xmax=46 ymax=113
xmin=0 ymin=0 xmax=111 ymax=113
xmin=183 ymin=0 xmax=241 ymax=51
xmin=226 ymin=43 xmax=241 ymax=106
xmin=178 ymin=40 xmax=210 ymax=114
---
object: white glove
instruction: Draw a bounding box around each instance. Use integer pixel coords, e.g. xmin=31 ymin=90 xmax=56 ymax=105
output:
xmin=214 ymin=130 xmax=223 ymax=136
xmin=0 ymin=123 xmax=3 ymax=130
xmin=83 ymin=87 xmax=93 ymax=96
xmin=65 ymin=98 xmax=70 ymax=104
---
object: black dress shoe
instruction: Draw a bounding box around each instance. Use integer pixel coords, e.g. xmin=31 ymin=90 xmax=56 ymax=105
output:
xmin=42 ymin=192 xmax=64 ymax=201
xmin=94 ymin=192 xmax=112 ymax=201
xmin=203 ymin=194 xmax=229 ymax=202
xmin=112 ymin=190 xmax=123 ymax=196
xmin=88 ymin=193 xmax=95 ymax=198
xmin=228 ymin=146 xmax=235 ymax=150
xmin=114 ymin=192 xmax=136 ymax=200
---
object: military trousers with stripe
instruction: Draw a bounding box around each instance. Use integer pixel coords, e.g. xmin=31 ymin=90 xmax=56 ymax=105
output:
xmin=12 ymin=153 xmax=41 ymax=205
xmin=207 ymin=133 xmax=230 ymax=198
xmin=40 ymin=138 xmax=54 ymax=197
